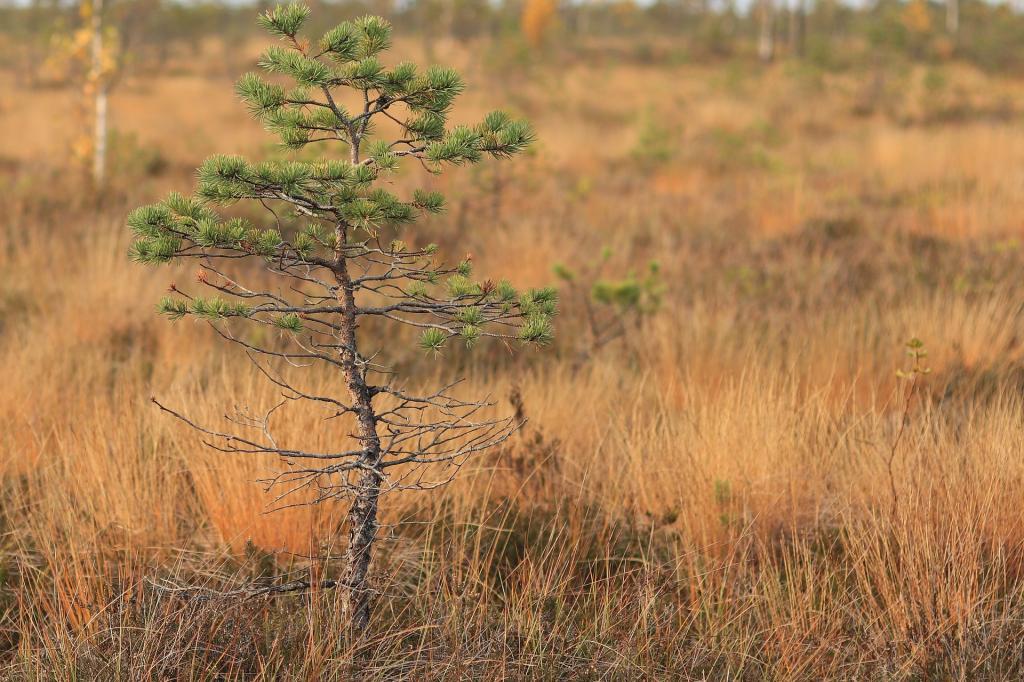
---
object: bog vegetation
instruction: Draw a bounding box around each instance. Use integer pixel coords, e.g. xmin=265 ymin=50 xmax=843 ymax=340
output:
xmin=5 ymin=0 xmax=1024 ymax=678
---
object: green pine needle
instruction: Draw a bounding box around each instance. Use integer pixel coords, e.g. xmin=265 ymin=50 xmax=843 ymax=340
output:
xmin=275 ymin=313 xmax=303 ymax=332
xmin=257 ymin=2 xmax=311 ymax=39
xmin=156 ymin=297 xmax=189 ymax=320
xmin=461 ymin=324 xmax=481 ymax=348
xmin=420 ymin=328 xmax=447 ymax=354
xmin=518 ymin=315 xmax=554 ymax=346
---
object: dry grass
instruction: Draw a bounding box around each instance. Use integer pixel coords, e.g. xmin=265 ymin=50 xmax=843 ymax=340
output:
xmin=4 ymin=35 xmax=1024 ymax=679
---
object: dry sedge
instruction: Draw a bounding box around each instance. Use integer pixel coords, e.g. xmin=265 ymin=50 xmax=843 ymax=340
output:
xmin=4 ymin=6 xmax=1024 ymax=679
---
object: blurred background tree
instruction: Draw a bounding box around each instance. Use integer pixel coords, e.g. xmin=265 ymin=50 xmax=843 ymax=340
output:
xmin=8 ymin=0 xmax=1024 ymax=76
xmin=39 ymin=0 xmax=120 ymax=183
xmin=521 ymin=0 xmax=558 ymax=47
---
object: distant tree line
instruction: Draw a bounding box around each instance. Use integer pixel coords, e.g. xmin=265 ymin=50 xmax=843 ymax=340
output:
xmin=4 ymin=0 xmax=1024 ymax=79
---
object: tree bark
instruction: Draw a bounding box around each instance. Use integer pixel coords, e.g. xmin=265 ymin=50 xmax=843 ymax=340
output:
xmin=94 ymin=85 xmax=107 ymax=185
xmin=341 ymin=468 xmax=382 ymax=632
xmin=788 ymin=0 xmax=806 ymax=57
xmin=946 ymin=0 xmax=959 ymax=37
xmin=89 ymin=0 xmax=107 ymax=185
xmin=758 ymin=0 xmax=774 ymax=63
xmin=332 ymin=222 xmax=384 ymax=634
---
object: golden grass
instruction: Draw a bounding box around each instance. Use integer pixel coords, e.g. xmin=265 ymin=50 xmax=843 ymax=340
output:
xmin=5 ymin=37 xmax=1024 ymax=678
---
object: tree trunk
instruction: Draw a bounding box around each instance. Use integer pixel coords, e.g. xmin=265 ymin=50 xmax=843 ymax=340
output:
xmin=946 ymin=0 xmax=958 ymax=37
xmin=788 ymin=0 xmax=805 ymax=57
xmin=758 ymin=0 xmax=774 ymax=63
xmin=338 ymin=377 xmax=382 ymax=634
xmin=89 ymin=0 xmax=107 ymax=185
xmin=341 ymin=468 xmax=382 ymax=632
xmin=332 ymin=221 xmax=384 ymax=635
xmin=578 ymin=0 xmax=593 ymax=36
xmin=94 ymin=85 xmax=108 ymax=185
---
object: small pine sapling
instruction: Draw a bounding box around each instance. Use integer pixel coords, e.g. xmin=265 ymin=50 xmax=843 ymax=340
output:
xmin=554 ymin=248 xmax=662 ymax=372
xmin=886 ymin=337 xmax=931 ymax=518
xmin=128 ymin=3 xmax=553 ymax=633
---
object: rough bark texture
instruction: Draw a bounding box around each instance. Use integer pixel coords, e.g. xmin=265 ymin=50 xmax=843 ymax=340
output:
xmin=341 ymin=468 xmax=382 ymax=632
xmin=333 ymin=221 xmax=384 ymax=633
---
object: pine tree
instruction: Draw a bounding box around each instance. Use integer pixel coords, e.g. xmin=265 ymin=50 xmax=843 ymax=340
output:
xmin=128 ymin=3 xmax=552 ymax=633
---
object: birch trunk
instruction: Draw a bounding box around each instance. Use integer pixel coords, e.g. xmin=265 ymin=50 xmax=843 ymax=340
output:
xmin=758 ymin=0 xmax=774 ymax=63
xmin=788 ymin=0 xmax=805 ymax=57
xmin=89 ymin=0 xmax=107 ymax=185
